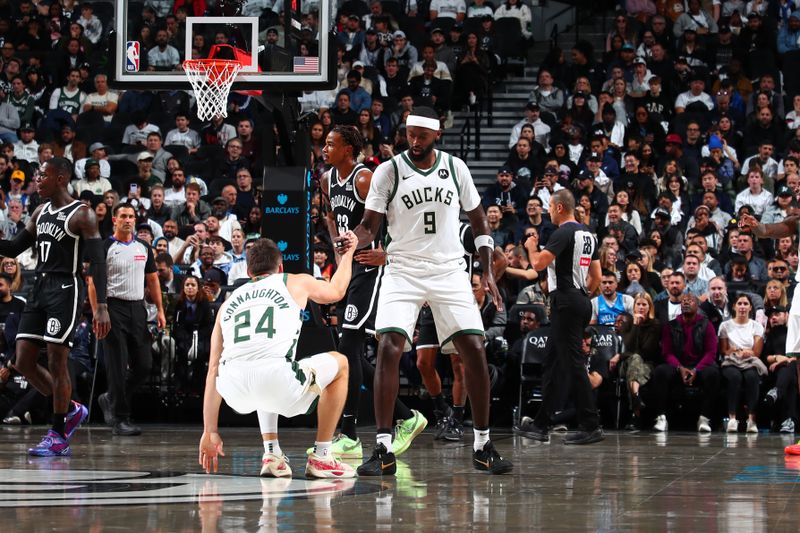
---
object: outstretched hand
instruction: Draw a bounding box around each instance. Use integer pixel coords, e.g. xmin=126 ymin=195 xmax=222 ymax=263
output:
xmin=334 ymin=231 xmax=358 ymax=256
xmin=738 ymin=213 xmax=759 ymax=233
xmin=199 ymin=432 xmax=225 ymax=474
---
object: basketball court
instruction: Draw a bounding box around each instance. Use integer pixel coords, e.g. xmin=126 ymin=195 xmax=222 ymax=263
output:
xmin=1 ymin=2 xmax=796 ymax=531
xmin=1 ymin=426 xmax=799 ymax=530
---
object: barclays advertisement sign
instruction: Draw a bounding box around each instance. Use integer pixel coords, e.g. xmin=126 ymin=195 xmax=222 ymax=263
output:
xmin=261 ymin=167 xmax=310 ymax=274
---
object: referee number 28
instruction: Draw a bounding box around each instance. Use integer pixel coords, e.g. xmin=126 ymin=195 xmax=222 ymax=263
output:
xmin=233 ymin=308 xmax=276 ymax=343
xmin=423 ymin=212 xmax=436 ymax=234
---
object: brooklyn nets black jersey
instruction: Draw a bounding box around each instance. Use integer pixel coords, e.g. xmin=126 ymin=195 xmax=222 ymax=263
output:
xmin=35 ymin=200 xmax=85 ymax=275
xmin=329 ymin=164 xmax=382 ymax=249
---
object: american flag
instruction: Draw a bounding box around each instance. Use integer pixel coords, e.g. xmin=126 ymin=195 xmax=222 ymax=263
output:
xmin=293 ymin=56 xmax=319 ymax=73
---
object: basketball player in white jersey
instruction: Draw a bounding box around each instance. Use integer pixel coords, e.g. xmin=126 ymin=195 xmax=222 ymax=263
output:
xmin=199 ymin=235 xmax=359 ymax=478
xmin=336 ymin=107 xmax=513 ymax=475
xmin=316 ymin=125 xmax=426 ymax=458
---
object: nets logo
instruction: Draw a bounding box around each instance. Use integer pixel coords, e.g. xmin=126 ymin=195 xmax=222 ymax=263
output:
xmin=264 ymin=193 xmax=300 ymax=215
xmin=277 ymin=241 xmax=300 ymax=262
xmin=0 ymin=468 xmax=365 ymax=507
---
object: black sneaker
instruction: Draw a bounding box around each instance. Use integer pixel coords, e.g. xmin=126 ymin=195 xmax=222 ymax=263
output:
xmin=473 ymin=441 xmax=513 ymax=474
xmin=631 ymin=393 xmax=645 ymax=411
xmin=357 ymin=444 xmax=397 ymax=476
xmin=442 ymin=418 xmax=464 ymax=442
xmin=564 ymin=428 xmax=605 ymax=445
xmin=98 ymin=392 xmax=114 ymax=426
xmin=625 ymin=415 xmax=640 ymax=432
xmin=434 ymin=416 xmax=451 ymax=441
xmin=513 ymin=416 xmax=549 ymax=442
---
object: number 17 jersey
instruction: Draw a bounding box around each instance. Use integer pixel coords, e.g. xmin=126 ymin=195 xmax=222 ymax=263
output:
xmin=35 ymin=200 xmax=85 ymax=275
xmin=365 ymin=150 xmax=482 ymax=265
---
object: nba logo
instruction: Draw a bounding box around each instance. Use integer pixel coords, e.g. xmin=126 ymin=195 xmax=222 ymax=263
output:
xmin=125 ymin=41 xmax=140 ymax=72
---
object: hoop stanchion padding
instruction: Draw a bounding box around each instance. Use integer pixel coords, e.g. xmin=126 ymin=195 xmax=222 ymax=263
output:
xmin=183 ymin=59 xmax=243 ymax=121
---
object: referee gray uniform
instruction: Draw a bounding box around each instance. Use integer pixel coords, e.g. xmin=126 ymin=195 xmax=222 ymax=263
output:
xmin=102 ymin=237 xmax=157 ymax=425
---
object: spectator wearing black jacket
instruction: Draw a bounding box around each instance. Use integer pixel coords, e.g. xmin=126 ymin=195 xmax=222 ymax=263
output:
xmin=504 ymin=136 xmax=544 ymax=187
xmin=482 ymin=165 xmax=529 ymax=222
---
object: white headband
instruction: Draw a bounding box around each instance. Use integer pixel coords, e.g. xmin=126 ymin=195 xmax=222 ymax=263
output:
xmin=406 ymin=115 xmax=441 ymax=131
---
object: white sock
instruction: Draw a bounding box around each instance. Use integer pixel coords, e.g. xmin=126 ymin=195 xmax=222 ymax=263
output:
xmin=377 ymin=432 xmax=393 ymax=453
xmin=263 ymin=439 xmax=281 ymax=456
xmin=314 ymin=441 xmax=332 ymax=457
xmin=473 ymin=428 xmax=490 ymax=452
xmin=257 ymin=411 xmax=279 ymax=434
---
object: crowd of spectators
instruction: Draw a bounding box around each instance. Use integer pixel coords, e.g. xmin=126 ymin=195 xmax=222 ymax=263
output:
xmin=4 ymin=0 xmax=800 ymax=433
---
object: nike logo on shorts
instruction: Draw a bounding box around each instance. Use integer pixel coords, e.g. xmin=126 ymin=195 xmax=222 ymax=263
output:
xmin=61 ymin=284 xmax=73 ymax=289
xmin=364 ymin=267 xmax=376 ymax=272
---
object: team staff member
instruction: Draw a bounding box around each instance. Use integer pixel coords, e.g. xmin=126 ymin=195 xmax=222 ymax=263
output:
xmin=518 ymin=189 xmax=604 ymax=445
xmin=90 ymin=203 xmax=166 ymax=436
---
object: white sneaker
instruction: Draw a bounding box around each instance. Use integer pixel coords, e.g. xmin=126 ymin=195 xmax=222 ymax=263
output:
xmin=746 ymin=419 xmax=758 ymax=434
xmin=697 ymin=416 xmax=712 ymax=433
xmin=260 ymin=452 xmax=292 ymax=478
xmin=781 ymin=418 xmax=796 ymax=433
xmin=727 ymin=418 xmax=739 ymax=433
xmin=305 ymin=453 xmax=356 ymax=479
xmin=653 ymin=414 xmax=668 ymax=432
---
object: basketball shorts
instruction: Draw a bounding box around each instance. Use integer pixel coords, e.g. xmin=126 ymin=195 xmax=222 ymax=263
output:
xmin=376 ymin=257 xmax=484 ymax=354
xmin=340 ymin=264 xmax=383 ymax=334
xmin=416 ymin=304 xmax=439 ymax=349
xmin=17 ymin=273 xmax=83 ymax=347
xmin=216 ymin=352 xmax=339 ymax=418
xmin=787 ymin=289 xmax=800 ymax=357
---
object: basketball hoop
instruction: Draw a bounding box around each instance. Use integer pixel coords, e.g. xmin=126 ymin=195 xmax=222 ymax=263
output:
xmin=183 ymin=59 xmax=243 ymax=121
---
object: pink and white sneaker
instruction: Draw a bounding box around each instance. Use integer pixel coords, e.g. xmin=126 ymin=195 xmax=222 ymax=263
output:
xmin=305 ymin=454 xmax=356 ymax=479
xmin=260 ymin=452 xmax=292 ymax=478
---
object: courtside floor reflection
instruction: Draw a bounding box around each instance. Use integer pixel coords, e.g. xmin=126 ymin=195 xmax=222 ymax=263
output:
xmin=0 ymin=426 xmax=798 ymax=532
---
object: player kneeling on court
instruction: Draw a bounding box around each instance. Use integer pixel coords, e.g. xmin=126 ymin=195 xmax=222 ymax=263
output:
xmin=199 ymin=235 xmax=359 ymax=478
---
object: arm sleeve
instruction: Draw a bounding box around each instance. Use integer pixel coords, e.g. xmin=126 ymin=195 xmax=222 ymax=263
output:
xmin=695 ymin=321 xmax=719 ymax=370
xmin=143 ymin=241 xmax=157 ymax=274
xmin=364 ymin=160 xmax=396 ymax=214
xmin=0 ymin=229 xmax=35 ymax=259
xmin=85 ymin=238 xmax=107 ymax=304
xmin=543 ymin=226 xmax=569 ymax=257
xmin=661 ymin=321 xmax=682 ymax=368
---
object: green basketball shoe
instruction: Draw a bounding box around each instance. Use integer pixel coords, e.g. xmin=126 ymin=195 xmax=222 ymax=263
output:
xmin=392 ymin=410 xmax=428 ymax=457
xmin=305 ymin=434 xmax=363 ymax=459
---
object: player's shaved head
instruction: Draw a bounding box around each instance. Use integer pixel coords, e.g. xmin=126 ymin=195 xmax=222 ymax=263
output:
xmin=46 ymin=156 xmax=74 ymax=181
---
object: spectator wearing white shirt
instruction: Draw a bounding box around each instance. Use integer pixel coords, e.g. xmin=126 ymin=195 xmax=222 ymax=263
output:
xmin=77 ymin=3 xmax=103 ymax=44
xmin=735 ymin=167 xmax=774 ymax=216
xmin=13 ymin=123 xmax=38 ymax=163
xmin=508 ymin=102 xmax=550 ymax=148
xmin=75 ymin=142 xmax=112 ymax=180
xmin=740 ymin=141 xmax=780 ymax=183
xmin=165 ymin=113 xmax=202 ymax=153
xmin=164 ymin=167 xmax=188 ymax=208
xmin=467 ymin=0 xmax=495 ymax=18
xmin=81 ymin=74 xmax=119 ymax=123
xmin=408 ymin=44 xmax=453 ymax=81
xmin=148 ymin=30 xmax=181 ymax=71
xmin=72 ymin=159 xmax=113 ymax=196
xmin=430 ymin=0 xmax=467 ymax=20
xmin=122 ymin=116 xmax=161 ymax=147
xmin=535 ymin=165 xmax=565 ymax=206
xmin=674 ymin=74 xmax=714 ymax=113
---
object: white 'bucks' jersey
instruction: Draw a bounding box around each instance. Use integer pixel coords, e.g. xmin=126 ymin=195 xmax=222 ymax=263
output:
xmin=365 ymin=149 xmax=482 ymax=264
xmin=219 ymin=274 xmax=302 ymax=364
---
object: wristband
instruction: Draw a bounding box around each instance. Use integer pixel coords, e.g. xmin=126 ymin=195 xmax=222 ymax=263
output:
xmin=474 ymin=234 xmax=494 ymax=251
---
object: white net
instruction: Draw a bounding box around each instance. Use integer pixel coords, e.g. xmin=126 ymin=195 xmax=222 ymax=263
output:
xmin=183 ymin=59 xmax=243 ymax=121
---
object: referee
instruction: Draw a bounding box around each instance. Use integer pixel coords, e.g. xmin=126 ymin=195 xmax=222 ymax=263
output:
xmin=518 ymin=190 xmax=604 ymax=445
xmin=93 ymin=203 xmax=165 ymax=436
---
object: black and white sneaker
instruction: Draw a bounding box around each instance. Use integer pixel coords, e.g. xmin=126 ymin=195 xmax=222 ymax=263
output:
xmin=434 ymin=416 xmax=451 ymax=441
xmin=513 ymin=416 xmax=549 ymax=442
xmin=442 ymin=418 xmax=464 ymax=442
xmin=356 ymin=444 xmax=397 ymax=476
xmin=472 ymin=441 xmax=513 ymax=474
